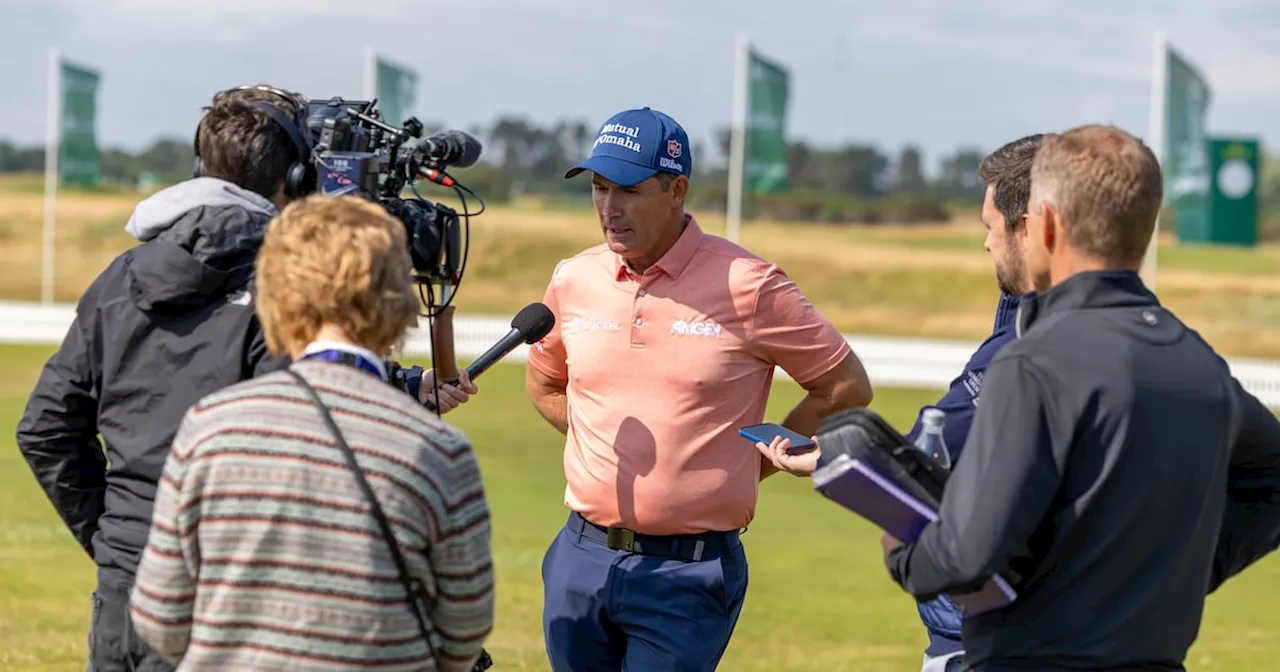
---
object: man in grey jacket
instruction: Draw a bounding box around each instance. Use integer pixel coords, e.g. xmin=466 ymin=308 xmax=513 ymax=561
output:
xmin=19 ymin=85 xmax=308 ymax=672
xmin=884 ymin=124 xmax=1280 ymax=671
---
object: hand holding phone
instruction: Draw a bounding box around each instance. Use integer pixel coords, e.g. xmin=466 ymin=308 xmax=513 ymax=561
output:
xmin=739 ymin=423 xmax=817 ymax=455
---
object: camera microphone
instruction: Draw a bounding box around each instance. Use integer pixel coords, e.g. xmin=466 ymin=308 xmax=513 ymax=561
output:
xmin=417 ymin=130 xmax=483 ymax=169
xmin=466 ymin=303 xmax=556 ymax=381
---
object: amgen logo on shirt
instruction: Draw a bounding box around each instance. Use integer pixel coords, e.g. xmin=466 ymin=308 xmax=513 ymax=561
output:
xmin=565 ymin=316 xmax=621 ymax=334
xmin=670 ymin=320 xmax=721 ymax=338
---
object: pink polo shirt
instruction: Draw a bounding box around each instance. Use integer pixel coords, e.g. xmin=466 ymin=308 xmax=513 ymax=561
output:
xmin=528 ymin=215 xmax=852 ymax=535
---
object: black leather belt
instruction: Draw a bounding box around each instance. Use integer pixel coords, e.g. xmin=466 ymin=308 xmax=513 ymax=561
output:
xmin=568 ymin=512 xmax=740 ymax=562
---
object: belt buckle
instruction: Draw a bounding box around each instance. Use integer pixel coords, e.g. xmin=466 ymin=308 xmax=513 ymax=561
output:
xmin=606 ymin=527 xmax=635 ymax=552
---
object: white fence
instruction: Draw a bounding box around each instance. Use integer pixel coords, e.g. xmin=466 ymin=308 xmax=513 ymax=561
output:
xmin=3 ymin=300 xmax=1279 ymax=409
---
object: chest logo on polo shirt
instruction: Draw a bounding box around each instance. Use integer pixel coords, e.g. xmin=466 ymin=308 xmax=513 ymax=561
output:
xmin=670 ymin=319 xmax=722 ymax=338
xmin=564 ymin=315 xmax=621 ymax=334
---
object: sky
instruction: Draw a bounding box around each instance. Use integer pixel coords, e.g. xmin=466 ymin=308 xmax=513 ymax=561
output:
xmin=2 ymin=0 xmax=1278 ymax=176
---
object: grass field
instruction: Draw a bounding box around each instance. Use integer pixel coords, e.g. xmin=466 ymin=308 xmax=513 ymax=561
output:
xmin=2 ymin=174 xmax=1278 ymax=358
xmin=1 ymin=343 xmax=1278 ymax=670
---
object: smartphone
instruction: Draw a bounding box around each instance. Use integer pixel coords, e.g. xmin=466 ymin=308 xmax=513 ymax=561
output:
xmin=739 ymin=423 xmax=817 ymax=455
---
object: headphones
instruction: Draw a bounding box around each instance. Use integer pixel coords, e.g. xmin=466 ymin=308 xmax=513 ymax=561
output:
xmin=192 ymin=84 xmax=316 ymax=198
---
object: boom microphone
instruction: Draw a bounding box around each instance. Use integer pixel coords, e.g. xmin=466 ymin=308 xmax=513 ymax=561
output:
xmin=417 ymin=130 xmax=483 ymax=169
xmin=466 ymin=303 xmax=556 ymax=380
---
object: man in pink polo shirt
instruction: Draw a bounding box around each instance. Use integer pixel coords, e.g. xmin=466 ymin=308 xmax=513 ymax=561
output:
xmin=526 ymin=107 xmax=873 ymax=671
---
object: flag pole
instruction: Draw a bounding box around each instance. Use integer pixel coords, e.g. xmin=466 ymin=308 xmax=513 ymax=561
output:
xmin=363 ymin=46 xmax=376 ymax=101
xmin=42 ymin=47 xmax=61 ymax=306
xmin=725 ymin=32 xmax=749 ymax=244
xmin=1142 ymin=30 xmax=1168 ymax=290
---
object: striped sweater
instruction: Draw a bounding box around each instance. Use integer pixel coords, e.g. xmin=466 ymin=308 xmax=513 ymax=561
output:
xmin=129 ymin=360 xmax=494 ymax=671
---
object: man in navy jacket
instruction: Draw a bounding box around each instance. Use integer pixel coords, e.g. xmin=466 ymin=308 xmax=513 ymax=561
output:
xmin=753 ymin=134 xmax=1049 ymax=669
xmin=902 ymin=133 xmax=1046 ymax=672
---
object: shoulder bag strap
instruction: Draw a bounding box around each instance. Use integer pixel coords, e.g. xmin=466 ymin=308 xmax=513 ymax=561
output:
xmin=284 ymin=368 xmax=442 ymax=670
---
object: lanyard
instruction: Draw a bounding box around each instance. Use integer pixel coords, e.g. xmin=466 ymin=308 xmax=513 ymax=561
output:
xmin=300 ymin=349 xmax=387 ymax=382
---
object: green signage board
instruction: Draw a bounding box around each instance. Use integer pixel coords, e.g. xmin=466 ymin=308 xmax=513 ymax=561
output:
xmin=1204 ymin=137 xmax=1260 ymax=246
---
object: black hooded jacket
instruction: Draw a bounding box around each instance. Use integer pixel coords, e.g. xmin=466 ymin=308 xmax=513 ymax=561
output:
xmin=16 ymin=177 xmax=289 ymax=575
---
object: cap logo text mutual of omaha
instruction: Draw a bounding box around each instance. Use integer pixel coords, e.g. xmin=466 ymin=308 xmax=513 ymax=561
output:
xmin=595 ymin=123 xmax=643 ymax=153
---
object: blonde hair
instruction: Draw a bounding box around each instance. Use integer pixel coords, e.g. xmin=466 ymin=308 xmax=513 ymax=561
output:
xmin=255 ymin=195 xmax=419 ymax=357
xmin=1028 ymin=124 xmax=1163 ymax=267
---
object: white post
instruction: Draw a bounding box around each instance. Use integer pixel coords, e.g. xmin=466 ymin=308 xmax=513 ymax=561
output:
xmin=1142 ymin=30 xmax=1168 ymax=290
xmin=42 ymin=47 xmax=61 ymax=306
xmin=363 ymin=46 xmax=377 ymax=101
xmin=725 ymin=33 xmax=750 ymax=244
xmin=832 ymin=32 xmax=848 ymax=144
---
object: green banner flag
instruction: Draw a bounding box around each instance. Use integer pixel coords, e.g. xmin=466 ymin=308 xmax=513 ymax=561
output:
xmin=744 ymin=48 xmax=789 ymax=194
xmin=370 ymin=53 xmax=418 ymax=130
xmin=1162 ymin=46 xmax=1212 ymax=241
xmin=59 ymin=59 xmax=101 ymax=188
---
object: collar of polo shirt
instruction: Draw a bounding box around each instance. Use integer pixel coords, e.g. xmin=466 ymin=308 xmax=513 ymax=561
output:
xmin=614 ymin=214 xmax=703 ymax=281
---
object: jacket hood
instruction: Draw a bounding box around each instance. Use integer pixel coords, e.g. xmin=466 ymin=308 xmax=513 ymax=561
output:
xmin=123 ymin=178 xmax=277 ymax=314
xmin=126 ymin=177 xmax=276 ymax=242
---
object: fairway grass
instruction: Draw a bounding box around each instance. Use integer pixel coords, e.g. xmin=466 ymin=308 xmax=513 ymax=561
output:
xmin=0 ymin=344 xmax=1277 ymax=670
xmin=2 ymin=178 xmax=1278 ymax=358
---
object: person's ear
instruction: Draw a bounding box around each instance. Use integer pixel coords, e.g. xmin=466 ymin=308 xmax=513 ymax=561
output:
xmin=1041 ymin=202 xmax=1060 ymax=252
xmin=670 ymin=175 xmax=689 ymax=208
xmin=272 ymin=179 xmax=289 ymax=210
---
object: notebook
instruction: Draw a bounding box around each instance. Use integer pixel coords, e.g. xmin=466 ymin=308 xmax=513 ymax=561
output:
xmin=812 ymin=452 xmax=1018 ymax=617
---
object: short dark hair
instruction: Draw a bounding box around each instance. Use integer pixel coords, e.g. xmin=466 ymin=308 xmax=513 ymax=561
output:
xmin=196 ymin=85 xmax=306 ymax=200
xmin=978 ymin=133 xmax=1048 ymax=228
xmin=1030 ymin=124 xmax=1163 ymax=268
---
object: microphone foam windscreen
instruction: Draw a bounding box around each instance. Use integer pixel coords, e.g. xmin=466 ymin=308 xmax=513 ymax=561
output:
xmin=512 ymin=302 xmax=556 ymax=343
xmin=444 ymin=130 xmax=483 ymax=168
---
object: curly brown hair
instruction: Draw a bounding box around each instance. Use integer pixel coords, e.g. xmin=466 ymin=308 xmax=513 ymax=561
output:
xmin=255 ymin=195 xmax=419 ymax=358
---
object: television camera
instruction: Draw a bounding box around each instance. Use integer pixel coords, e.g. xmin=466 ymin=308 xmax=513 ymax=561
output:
xmin=305 ymin=96 xmax=483 ymax=317
xmin=304 ymin=96 xmax=487 ymax=397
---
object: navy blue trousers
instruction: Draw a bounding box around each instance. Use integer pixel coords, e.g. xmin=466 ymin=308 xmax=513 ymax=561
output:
xmin=541 ymin=513 xmax=750 ymax=671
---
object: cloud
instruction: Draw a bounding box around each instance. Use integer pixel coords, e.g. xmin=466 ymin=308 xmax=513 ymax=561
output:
xmin=83 ymin=0 xmax=416 ymax=21
xmin=0 ymin=0 xmax=1276 ymax=164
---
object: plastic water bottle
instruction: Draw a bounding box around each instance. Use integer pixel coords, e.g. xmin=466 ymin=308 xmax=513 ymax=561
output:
xmin=915 ymin=408 xmax=951 ymax=469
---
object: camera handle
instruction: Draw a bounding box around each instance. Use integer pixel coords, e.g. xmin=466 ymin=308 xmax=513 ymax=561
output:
xmin=431 ymin=304 xmax=460 ymax=385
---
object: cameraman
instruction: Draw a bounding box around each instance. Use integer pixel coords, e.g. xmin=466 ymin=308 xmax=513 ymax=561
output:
xmin=15 ymin=84 xmax=473 ymax=671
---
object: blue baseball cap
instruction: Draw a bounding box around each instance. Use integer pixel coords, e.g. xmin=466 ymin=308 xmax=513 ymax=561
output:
xmin=565 ymin=107 xmax=692 ymax=187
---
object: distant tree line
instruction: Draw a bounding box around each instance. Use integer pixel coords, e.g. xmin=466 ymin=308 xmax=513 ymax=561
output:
xmin=3 ymin=115 xmax=1279 ymax=230
xmin=457 ymin=119 xmax=996 ymax=224
xmin=0 ymin=137 xmax=194 ymax=188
